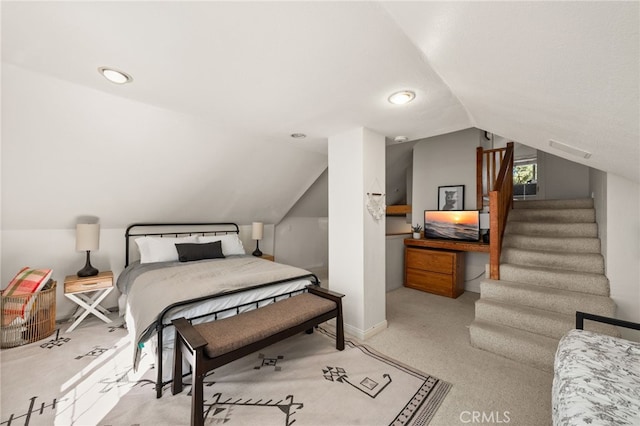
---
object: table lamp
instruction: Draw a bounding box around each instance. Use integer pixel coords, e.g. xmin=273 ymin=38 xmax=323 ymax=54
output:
xmin=76 ymin=223 xmax=100 ymax=277
xmin=252 ymin=222 xmax=263 ymax=257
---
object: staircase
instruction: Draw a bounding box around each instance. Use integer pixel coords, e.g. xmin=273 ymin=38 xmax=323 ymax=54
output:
xmin=469 ymin=198 xmax=619 ymax=371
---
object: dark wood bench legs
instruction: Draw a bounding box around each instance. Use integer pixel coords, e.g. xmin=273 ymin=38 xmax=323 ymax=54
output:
xmin=191 ymin=372 xmax=204 ymax=426
xmin=308 ymin=285 xmax=345 ymax=351
xmin=336 ymin=301 xmax=345 ymax=351
xmin=172 ymin=318 xmax=211 ymax=426
xmin=172 ymin=336 xmax=182 ymax=395
xmin=172 ymin=287 xmax=345 ymax=426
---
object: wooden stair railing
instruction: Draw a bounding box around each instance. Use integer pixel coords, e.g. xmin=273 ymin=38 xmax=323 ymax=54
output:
xmin=476 ymin=142 xmax=514 ymax=280
xmin=476 ymin=145 xmax=507 ymax=210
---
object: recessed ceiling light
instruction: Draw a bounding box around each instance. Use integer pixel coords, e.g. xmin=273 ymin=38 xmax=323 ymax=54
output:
xmin=290 ymin=133 xmax=307 ymax=139
xmin=98 ymin=67 xmax=133 ymax=84
xmin=388 ymin=90 xmax=416 ymax=105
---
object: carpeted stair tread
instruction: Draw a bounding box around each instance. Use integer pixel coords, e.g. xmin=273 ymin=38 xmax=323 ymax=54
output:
xmin=498 ymin=263 xmax=610 ymax=296
xmin=474 ymin=299 xmax=620 ymax=340
xmin=480 ymin=279 xmax=616 ymax=317
xmin=502 ymin=234 xmax=601 ymax=253
xmin=469 ymin=319 xmax=558 ymax=372
xmin=471 ymin=196 xmax=616 ymax=373
xmin=505 ymin=221 xmax=597 ymax=238
xmin=508 ymin=208 xmax=595 ymax=223
xmin=513 ymin=198 xmax=594 ymax=210
xmin=500 ymin=247 xmax=604 ymax=274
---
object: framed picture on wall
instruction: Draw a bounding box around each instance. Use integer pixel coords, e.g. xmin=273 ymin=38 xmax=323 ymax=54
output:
xmin=438 ymin=185 xmax=465 ymax=210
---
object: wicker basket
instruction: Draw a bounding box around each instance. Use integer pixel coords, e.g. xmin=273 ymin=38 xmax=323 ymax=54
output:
xmin=1 ymin=281 xmax=57 ymax=348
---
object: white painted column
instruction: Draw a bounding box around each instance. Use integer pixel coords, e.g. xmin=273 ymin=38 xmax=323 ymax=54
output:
xmin=328 ymin=127 xmax=387 ymax=340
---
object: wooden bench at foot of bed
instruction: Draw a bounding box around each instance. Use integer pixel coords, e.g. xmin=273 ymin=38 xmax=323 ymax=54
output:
xmin=172 ymin=285 xmax=345 ymax=426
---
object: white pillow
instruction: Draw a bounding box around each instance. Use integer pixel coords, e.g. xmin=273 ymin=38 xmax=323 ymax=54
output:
xmin=135 ymin=236 xmax=199 ymax=264
xmin=198 ymin=234 xmax=245 ymax=256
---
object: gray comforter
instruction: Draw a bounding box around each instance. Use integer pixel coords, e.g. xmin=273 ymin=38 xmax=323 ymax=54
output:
xmin=118 ymin=256 xmax=313 ymax=369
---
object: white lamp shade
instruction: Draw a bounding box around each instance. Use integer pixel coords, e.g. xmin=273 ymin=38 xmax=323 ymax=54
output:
xmin=251 ymin=222 xmax=264 ymax=240
xmin=76 ymin=223 xmax=100 ymax=251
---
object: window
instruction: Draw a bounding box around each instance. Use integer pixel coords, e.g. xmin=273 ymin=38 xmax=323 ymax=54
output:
xmin=514 ymin=163 xmax=536 ymax=184
xmin=513 ymin=158 xmax=537 ymax=197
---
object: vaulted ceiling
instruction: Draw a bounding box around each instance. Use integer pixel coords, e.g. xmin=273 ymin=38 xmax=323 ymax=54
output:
xmin=2 ymin=1 xmax=638 ymax=230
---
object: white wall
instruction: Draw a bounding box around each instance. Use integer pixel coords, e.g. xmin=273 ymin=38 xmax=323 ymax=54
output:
xmin=385 ymin=216 xmax=411 ymax=234
xmin=2 ymin=64 xmax=324 ymax=321
xmin=328 ymin=127 xmax=386 ymax=339
xmin=275 ymin=169 xmax=328 ymax=272
xmin=538 ymin=151 xmax=591 ymax=200
xmin=283 ymin=169 xmax=328 ymax=218
xmin=589 ymin=168 xmax=607 ymax=258
xmin=385 ymin=235 xmax=406 ymax=292
xmin=2 ymin=225 xmax=273 ymax=320
xmin=604 ymin=173 xmax=640 ymax=341
xmin=2 ymin=65 xmax=327 ymax=231
xmin=412 ymin=128 xmax=480 ymax=213
xmin=362 ymin=128 xmax=387 ymax=337
xmin=274 ymin=218 xmax=328 ymax=272
xmin=412 ymin=128 xmax=488 ymax=292
xmin=589 ymin=169 xmax=639 ymax=341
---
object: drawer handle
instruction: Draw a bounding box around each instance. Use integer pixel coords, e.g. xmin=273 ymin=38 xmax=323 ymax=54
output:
xmin=82 ymin=282 xmax=99 ymax=287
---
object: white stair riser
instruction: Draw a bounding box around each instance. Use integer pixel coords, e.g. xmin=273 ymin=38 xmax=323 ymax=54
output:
xmin=513 ymin=198 xmax=594 ymax=210
xmin=501 ymin=248 xmax=604 ymax=274
xmin=509 ymin=208 xmax=595 ymax=223
xmin=499 ymin=264 xmax=610 ymax=296
xmin=505 ymin=222 xmax=597 ymax=238
xmin=475 ymin=299 xmax=620 ymax=340
xmin=480 ymin=280 xmax=616 ymax=317
xmin=469 ymin=321 xmax=557 ymax=372
xmin=502 ymin=234 xmax=601 ymax=253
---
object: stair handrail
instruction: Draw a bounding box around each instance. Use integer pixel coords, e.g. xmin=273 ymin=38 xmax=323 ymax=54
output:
xmin=488 ymin=142 xmax=514 ymax=279
xmin=476 ymin=146 xmax=508 ymax=210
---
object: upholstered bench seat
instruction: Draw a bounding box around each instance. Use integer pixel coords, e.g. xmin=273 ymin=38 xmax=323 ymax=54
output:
xmin=172 ymin=285 xmax=344 ymax=426
xmin=193 ymin=292 xmax=337 ymax=358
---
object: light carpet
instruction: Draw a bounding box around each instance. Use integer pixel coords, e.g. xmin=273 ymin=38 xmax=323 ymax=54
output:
xmin=0 ymin=316 xmax=450 ymax=425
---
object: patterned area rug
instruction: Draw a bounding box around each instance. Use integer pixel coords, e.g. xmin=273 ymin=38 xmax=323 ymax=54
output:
xmin=0 ymin=316 xmax=450 ymax=425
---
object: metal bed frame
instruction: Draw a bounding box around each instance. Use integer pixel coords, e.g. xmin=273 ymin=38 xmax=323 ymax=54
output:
xmin=576 ymin=311 xmax=640 ymax=331
xmin=124 ymin=223 xmax=320 ymax=398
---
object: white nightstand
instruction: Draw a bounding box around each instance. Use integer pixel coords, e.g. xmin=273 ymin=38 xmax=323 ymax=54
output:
xmin=64 ymin=271 xmax=114 ymax=332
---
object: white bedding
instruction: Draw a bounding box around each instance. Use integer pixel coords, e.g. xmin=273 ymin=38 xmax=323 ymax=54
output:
xmin=552 ymin=329 xmax=640 ymax=425
xmin=146 ymin=279 xmax=310 ymax=381
xmin=117 ymin=256 xmax=315 ymax=379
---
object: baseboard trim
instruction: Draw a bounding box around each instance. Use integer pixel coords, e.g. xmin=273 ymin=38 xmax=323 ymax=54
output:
xmin=344 ymin=319 xmax=388 ymax=340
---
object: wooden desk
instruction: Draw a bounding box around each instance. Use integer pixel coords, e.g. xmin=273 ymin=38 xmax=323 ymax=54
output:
xmin=404 ymin=238 xmax=489 ymax=253
xmin=403 ymin=238 xmax=480 ymax=298
xmin=404 ymin=246 xmax=465 ymax=298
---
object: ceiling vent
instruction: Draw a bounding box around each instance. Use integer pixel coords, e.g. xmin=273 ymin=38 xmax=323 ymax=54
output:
xmin=549 ymin=139 xmax=591 ymax=159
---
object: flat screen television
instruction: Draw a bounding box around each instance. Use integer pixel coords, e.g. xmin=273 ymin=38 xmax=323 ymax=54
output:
xmin=424 ymin=210 xmax=480 ymax=242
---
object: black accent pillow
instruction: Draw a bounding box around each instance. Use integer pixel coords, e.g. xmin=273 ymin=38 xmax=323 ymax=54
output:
xmin=175 ymin=241 xmax=225 ymax=262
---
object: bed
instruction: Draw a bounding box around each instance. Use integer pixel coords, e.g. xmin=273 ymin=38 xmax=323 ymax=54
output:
xmin=552 ymin=312 xmax=640 ymax=425
xmin=117 ymin=223 xmax=319 ymax=398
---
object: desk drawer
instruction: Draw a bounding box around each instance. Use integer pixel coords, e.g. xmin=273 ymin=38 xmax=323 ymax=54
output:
xmin=64 ymin=272 xmax=113 ymax=294
xmin=405 ymin=269 xmax=455 ymax=297
xmin=405 ymin=248 xmax=453 ymax=274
